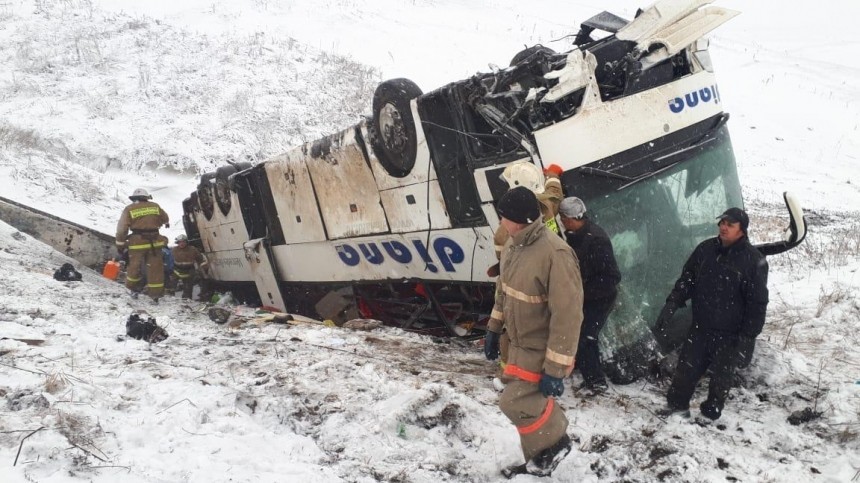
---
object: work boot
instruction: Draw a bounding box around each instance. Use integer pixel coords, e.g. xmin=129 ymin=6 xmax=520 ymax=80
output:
xmin=699 ymin=400 xmax=722 ymax=420
xmin=525 ymin=434 xmax=572 ymax=477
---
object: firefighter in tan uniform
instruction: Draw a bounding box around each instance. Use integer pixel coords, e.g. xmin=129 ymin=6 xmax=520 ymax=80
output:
xmin=484 ymin=186 xmax=584 ymax=478
xmin=491 ymin=163 xmax=564 ymax=380
xmin=115 ymin=188 xmax=170 ymax=301
xmin=170 ymin=234 xmax=210 ymax=300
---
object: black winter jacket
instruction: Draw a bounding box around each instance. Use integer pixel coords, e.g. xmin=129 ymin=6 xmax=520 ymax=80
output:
xmin=564 ymin=219 xmax=621 ymax=303
xmin=667 ymin=236 xmax=769 ymax=338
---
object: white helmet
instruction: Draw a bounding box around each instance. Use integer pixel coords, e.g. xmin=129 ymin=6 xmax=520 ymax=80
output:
xmin=501 ymin=162 xmax=545 ymax=194
xmin=175 ymin=234 xmax=188 ymax=243
xmin=130 ymin=188 xmax=152 ymax=200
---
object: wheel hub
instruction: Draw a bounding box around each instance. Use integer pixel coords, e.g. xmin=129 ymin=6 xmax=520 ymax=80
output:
xmin=379 ymin=103 xmax=407 ymax=154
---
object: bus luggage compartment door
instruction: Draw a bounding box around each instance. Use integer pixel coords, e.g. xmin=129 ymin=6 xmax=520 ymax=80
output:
xmin=243 ymin=237 xmax=287 ymax=312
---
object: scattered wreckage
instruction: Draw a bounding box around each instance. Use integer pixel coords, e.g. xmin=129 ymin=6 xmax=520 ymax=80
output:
xmin=182 ymin=0 xmax=806 ymax=382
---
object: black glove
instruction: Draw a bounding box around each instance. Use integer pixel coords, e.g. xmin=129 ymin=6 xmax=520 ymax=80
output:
xmin=539 ymin=373 xmax=565 ymax=397
xmin=484 ymin=330 xmax=501 ymax=360
xmin=654 ymin=301 xmax=677 ymax=335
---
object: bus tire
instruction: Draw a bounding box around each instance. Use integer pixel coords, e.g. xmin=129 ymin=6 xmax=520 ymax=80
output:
xmin=214 ymin=165 xmax=238 ymax=216
xmin=369 ymin=78 xmax=422 ymax=178
xmin=227 ymin=162 xmax=253 ymax=191
xmin=197 ymin=172 xmax=216 ymax=221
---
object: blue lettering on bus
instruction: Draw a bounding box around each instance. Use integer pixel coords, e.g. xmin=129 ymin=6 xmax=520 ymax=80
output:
xmin=669 ymin=85 xmax=720 ymax=113
xmin=433 ymin=237 xmax=465 ymax=272
xmin=382 ymin=240 xmax=412 ymax=263
xmin=336 ymin=244 xmax=361 ymax=266
xmin=335 ymin=237 xmax=465 ymax=273
xmin=411 ymin=239 xmax=438 ymax=273
xmin=358 ymin=243 xmax=384 ymax=265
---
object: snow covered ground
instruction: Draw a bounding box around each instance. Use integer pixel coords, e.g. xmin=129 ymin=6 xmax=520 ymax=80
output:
xmin=0 ymin=0 xmax=858 ymax=481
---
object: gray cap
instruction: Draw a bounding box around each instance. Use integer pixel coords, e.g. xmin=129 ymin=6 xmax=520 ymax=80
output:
xmin=559 ymin=197 xmax=586 ymax=219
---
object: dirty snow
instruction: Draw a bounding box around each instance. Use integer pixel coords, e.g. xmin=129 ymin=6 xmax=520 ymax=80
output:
xmin=0 ymin=0 xmax=858 ymax=482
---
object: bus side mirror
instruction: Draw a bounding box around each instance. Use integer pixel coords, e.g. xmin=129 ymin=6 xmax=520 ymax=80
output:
xmin=753 ymin=191 xmax=808 ymax=257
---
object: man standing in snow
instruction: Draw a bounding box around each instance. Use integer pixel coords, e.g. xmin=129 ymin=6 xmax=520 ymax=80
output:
xmin=115 ymin=188 xmax=170 ymax=302
xmin=655 ymin=207 xmax=769 ymax=420
xmin=483 ymin=186 xmax=583 ymax=478
xmin=559 ymin=196 xmax=621 ymax=395
xmin=170 ymin=233 xmax=210 ymax=300
xmin=489 ymin=163 xmax=564 ymax=383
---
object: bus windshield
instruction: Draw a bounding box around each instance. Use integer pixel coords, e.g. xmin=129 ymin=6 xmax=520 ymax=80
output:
xmin=582 ymin=125 xmax=743 ymax=374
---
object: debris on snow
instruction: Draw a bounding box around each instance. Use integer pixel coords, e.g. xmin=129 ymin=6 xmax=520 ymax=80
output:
xmin=125 ymin=313 xmax=168 ymax=343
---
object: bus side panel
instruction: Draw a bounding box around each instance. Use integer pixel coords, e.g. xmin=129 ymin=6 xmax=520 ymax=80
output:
xmin=304 ymin=127 xmax=390 ymax=239
xmin=269 ymin=228 xmax=495 ymax=283
xmin=535 ymin=71 xmax=723 ymax=170
xmin=207 ymin=248 xmax=255 ymax=282
xmin=378 ymin=180 xmax=452 ymax=233
xmin=264 ymin=153 xmax=327 ymax=244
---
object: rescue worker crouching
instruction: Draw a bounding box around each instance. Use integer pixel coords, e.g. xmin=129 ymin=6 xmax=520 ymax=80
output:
xmin=115 ymin=188 xmax=169 ymax=302
xmin=483 ymin=186 xmax=584 ymax=478
xmin=170 ymin=234 xmax=211 ymax=301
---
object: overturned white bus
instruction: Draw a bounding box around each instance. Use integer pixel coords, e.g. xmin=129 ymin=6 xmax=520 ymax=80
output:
xmin=182 ymin=0 xmax=805 ymax=381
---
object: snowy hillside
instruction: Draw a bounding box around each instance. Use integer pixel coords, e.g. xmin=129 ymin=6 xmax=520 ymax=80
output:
xmin=0 ymin=214 xmax=858 ymax=481
xmin=0 ymin=0 xmax=859 ymax=481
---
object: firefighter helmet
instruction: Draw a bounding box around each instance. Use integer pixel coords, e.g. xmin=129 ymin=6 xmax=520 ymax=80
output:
xmin=175 ymin=234 xmax=188 ymax=243
xmin=129 ymin=188 xmax=152 ymax=201
xmin=501 ymin=162 xmax=545 ymax=194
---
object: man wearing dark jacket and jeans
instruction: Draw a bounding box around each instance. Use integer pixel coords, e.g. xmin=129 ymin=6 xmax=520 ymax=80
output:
xmin=559 ymin=197 xmax=621 ymax=393
xmin=655 ymin=207 xmax=769 ymax=420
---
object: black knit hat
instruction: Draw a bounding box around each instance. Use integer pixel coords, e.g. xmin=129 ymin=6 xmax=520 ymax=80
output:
xmin=717 ymin=207 xmax=749 ymax=234
xmin=497 ymin=186 xmax=541 ymax=224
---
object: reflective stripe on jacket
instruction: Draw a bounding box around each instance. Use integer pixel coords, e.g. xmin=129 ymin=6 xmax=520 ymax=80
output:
xmin=116 ymin=201 xmax=169 ymax=247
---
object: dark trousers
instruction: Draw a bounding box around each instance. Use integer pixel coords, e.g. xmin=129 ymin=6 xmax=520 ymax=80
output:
xmin=171 ymin=270 xmax=211 ymax=300
xmin=666 ymin=330 xmax=740 ymax=419
xmin=575 ymin=295 xmax=616 ymax=387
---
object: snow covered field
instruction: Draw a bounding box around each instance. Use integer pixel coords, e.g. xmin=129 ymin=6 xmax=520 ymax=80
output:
xmin=0 ymin=0 xmax=858 ymax=481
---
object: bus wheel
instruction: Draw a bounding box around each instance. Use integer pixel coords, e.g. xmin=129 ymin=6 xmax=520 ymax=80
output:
xmin=369 ymin=78 xmax=422 ymax=177
xmin=197 ymin=172 xmax=216 ymax=221
xmin=214 ymin=165 xmax=239 ymax=216
xmin=509 ymin=45 xmax=555 ymax=66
